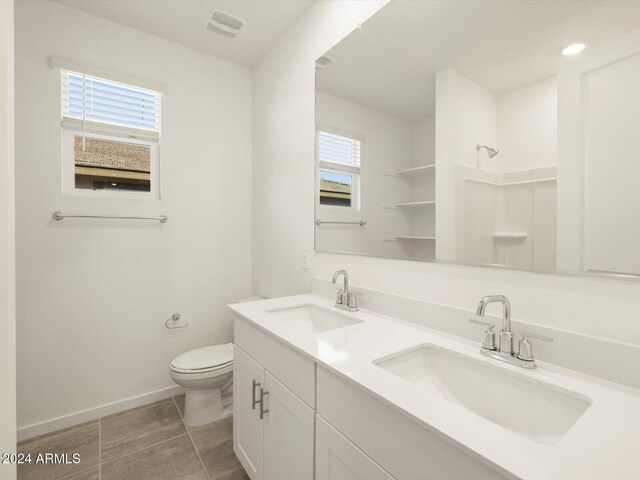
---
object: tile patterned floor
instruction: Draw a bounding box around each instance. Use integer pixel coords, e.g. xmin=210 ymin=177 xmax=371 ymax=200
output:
xmin=17 ymin=395 xmax=249 ymax=480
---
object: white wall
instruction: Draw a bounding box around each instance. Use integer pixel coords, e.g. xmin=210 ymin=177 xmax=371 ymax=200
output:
xmin=15 ymin=0 xmax=252 ymax=437
xmin=0 ymin=0 xmax=16 ymax=477
xmin=255 ymin=0 xmax=640 ymax=388
xmin=315 ymin=91 xmax=413 ymax=258
xmin=252 ymin=0 xmax=388 ymax=298
xmin=496 ymin=76 xmax=557 ymax=173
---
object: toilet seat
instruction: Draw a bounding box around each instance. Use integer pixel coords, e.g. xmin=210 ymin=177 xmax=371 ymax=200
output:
xmin=170 ymin=343 xmax=233 ymax=375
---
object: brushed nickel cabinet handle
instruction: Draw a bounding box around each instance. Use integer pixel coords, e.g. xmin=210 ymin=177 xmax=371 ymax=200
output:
xmin=251 ymin=380 xmax=261 ymax=410
xmin=259 ymin=388 xmax=269 ymax=420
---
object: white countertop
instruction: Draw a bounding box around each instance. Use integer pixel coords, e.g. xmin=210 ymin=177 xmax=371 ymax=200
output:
xmin=229 ymin=294 xmax=640 ymax=480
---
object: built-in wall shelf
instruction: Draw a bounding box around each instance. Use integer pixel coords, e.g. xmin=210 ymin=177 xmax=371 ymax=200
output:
xmin=384 ymin=235 xmax=436 ymax=241
xmin=385 ymin=164 xmax=436 ymax=178
xmin=397 ymin=235 xmax=435 ymax=240
xmin=492 ymin=232 xmax=528 ymax=241
xmin=385 ymin=200 xmax=436 ymax=209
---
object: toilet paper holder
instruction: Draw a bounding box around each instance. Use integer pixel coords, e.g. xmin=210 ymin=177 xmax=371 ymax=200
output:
xmin=165 ymin=313 xmax=189 ymax=330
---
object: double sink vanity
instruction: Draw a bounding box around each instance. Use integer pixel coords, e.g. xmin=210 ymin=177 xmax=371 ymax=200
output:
xmin=229 ymin=273 xmax=640 ymax=480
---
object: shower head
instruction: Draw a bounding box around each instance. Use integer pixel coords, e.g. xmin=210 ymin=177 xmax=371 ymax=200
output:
xmin=476 ymin=144 xmax=499 ymax=158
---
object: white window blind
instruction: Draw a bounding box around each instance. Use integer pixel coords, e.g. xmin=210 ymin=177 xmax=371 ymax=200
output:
xmin=318 ymin=131 xmax=361 ymax=172
xmin=62 ymin=70 xmax=161 ymax=140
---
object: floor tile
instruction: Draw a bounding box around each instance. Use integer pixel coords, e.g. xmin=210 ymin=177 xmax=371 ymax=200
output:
xmin=100 ymin=398 xmax=171 ymax=422
xmin=217 ymin=468 xmax=250 ymax=480
xmin=173 ymin=394 xmax=217 ymax=433
xmin=190 ymin=417 xmax=242 ymax=479
xmin=101 ymin=399 xmax=186 ymax=462
xmin=173 ymin=395 xmax=185 ymax=418
xmin=17 ymin=422 xmax=99 ymax=480
xmin=101 ymin=435 xmax=208 ymax=480
xmin=61 ymin=467 xmax=100 ymax=479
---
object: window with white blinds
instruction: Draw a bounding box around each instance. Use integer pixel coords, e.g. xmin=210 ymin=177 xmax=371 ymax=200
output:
xmin=317 ymin=130 xmax=361 ymax=209
xmin=59 ymin=69 xmax=161 ymax=198
xmin=61 ymin=70 xmax=161 ymax=139
xmin=318 ymin=131 xmax=361 ymax=172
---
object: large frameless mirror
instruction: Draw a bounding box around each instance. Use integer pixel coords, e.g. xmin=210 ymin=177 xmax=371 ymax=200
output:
xmin=315 ymin=0 xmax=640 ymax=279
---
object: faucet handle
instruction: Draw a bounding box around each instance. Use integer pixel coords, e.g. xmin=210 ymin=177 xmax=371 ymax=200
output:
xmin=517 ymin=331 xmax=553 ymax=362
xmin=469 ymin=317 xmax=494 ymax=329
xmin=346 ymin=291 xmax=358 ymax=310
xmin=469 ymin=317 xmax=497 ymax=351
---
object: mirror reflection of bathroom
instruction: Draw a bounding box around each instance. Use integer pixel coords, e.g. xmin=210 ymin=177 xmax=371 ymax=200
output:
xmin=315 ymin=0 xmax=640 ymax=274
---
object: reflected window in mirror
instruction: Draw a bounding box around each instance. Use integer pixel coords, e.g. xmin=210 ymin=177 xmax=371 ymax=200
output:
xmin=317 ymin=130 xmax=361 ymax=210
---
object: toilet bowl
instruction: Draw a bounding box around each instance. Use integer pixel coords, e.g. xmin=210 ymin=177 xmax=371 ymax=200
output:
xmin=170 ymin=343 xmax=233 ymax=427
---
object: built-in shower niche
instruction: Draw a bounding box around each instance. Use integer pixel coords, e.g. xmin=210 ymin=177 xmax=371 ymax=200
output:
xmin=455 ymin=165 xmax=557 ymax=270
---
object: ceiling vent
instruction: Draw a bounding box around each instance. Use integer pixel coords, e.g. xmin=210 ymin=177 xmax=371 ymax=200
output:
xmin=206 ymin=10 xmax=244 ymax=39
xmin=315 ymin=55 xmax=335 ymax=70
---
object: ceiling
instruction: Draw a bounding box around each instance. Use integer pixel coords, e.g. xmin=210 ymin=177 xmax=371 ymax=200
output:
xmin=316 ymin=1 xmax=640 ymax=122
xmin=54 ymin=0 xmax=315 ymax=66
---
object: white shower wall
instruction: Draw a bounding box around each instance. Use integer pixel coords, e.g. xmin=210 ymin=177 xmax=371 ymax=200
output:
xmin=436 ymin=69 xmax=557 ymax=268
xmin=497 ymin=76 xmax=557 ymax=173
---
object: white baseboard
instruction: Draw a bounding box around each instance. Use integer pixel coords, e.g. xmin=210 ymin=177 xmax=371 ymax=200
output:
xmin=18 ymin=385 xmax=184 ymax=442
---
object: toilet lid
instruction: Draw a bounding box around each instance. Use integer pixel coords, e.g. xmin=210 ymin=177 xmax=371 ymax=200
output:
xmin=171 ymin=344 xmax=233 ymax=372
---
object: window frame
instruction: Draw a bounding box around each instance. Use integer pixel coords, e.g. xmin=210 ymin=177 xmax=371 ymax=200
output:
xmin=62 ymin=129 xmax=160 ymax=200
xmin=316 ymin=127 xmax=363 ymax=212
xmin=60 ymin=69 xmax=162 ymax=200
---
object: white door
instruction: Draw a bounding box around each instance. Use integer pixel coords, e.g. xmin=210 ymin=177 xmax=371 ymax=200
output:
xmin=233 ymin=346 xmax=265 ymax=480
xmin=316 ymin=415 xmax=386 ymax=480
xmin=557 ymin=27 xmax=640 ymax=274
xmin=263 ymin=372 xmax=314 ymax=480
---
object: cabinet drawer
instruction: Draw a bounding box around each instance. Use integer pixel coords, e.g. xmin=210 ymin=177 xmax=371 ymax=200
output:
xmin=317 ymin=366 xmax=508 ymax=480
xmin=234 ymin=315 xmax=316 ymax=408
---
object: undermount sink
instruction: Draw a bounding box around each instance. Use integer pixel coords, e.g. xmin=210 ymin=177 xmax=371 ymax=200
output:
xmin=266 ymin=304 xmax=362 ymax=333
xmin=374 ymin=345 xmax=591 ymax=444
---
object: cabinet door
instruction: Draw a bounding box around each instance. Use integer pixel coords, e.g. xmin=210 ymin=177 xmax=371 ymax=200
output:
xmin=316 ymin=415 xmax=386 ymax=480
xmin=263 ymin=372 xmax=314 ymax=480
xmin=233 ymin=346 xmax=265 ymax=480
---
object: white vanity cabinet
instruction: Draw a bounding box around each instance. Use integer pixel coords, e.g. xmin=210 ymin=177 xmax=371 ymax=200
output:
xmin=233 ymin=317 xmax=315 ymax=480
xmin=233 ymin=314 xmax=505 ymax=480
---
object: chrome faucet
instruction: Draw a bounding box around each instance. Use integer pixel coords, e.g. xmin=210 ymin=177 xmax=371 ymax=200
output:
xmin=332 ymin=270 xmax=358 ymax=312
xmin=476 ymin=295 xmax=513 ymax=354
xmin=469 ymin=295 xmax=552 ymax=369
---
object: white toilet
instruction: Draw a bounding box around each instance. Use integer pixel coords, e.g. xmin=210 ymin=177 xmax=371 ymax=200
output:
xmin=170 ymin=343 xmax=233 ymax=427
xmin=169 ymin=297 xmax=262 ymax=427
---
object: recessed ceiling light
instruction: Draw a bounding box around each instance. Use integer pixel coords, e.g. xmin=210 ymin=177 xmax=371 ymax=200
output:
xmin=562 ymin=43 xmax=586 ymax=56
